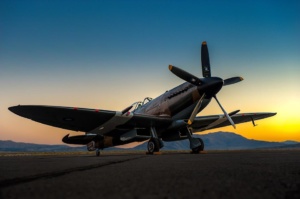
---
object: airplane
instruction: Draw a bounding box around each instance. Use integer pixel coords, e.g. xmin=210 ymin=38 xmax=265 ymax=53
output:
xmin=8 ymin=41 xmax=276 ymax=156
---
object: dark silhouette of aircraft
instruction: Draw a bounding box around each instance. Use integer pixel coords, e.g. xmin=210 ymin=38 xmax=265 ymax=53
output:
xmin=9 ymin=42 xmax=276 ymax=156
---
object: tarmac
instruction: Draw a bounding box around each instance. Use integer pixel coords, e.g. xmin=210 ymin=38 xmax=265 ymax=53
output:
xmin=0 ymin=150 xmax=300 ymax=199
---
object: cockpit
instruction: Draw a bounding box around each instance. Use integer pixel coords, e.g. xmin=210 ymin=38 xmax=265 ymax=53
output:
xmin=121 ymin=97 xmax=153 ymax=115
xmin=132 ymin=97 xmax=152 ymax=111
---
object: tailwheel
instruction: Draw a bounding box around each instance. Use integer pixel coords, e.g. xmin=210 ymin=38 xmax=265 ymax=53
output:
xmin=191 ymin=138 xmax=204 ymax=154
xmin=147 ymin=138 xmax=160 ymax=154
xmin=96 ymin=149 xmax=100 ymax=156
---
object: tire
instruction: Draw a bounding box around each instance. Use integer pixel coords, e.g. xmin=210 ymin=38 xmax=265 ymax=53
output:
xmin=192 ymin=146 xmax=200 ymax=153
xmin=192 ymin=138 xmax=204 ymax=153
xmin=198 ymin=138 xmax=204 ymax=151
xmin=147 ymin=138 xmax=160 ymax=153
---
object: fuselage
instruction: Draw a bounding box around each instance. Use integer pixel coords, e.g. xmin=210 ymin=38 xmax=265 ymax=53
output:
xmin=134 ymin=77 xmax=223 ymax=120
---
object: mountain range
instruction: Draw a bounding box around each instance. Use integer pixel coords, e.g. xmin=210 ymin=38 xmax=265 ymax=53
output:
xmin=133 ymin=132 xmax=300 ymax=150
xmin=0 ymin=140 xmax=85 ymax=152
xmin=0 ymin=132 xmax=299 ymax=152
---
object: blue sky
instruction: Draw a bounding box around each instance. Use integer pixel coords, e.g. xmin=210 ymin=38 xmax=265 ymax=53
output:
xmin=1 ymin=0 xmax=299 ymax=144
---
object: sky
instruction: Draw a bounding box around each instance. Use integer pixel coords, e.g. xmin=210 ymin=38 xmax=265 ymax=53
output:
xmin=1 ymin=0 xmax=299 ymax=145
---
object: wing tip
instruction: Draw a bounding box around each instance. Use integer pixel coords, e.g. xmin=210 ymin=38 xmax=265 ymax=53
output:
xmin=8 ymin=105 xmax=23 ymax=115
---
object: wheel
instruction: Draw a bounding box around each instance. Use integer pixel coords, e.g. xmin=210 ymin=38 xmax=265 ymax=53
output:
xmin=198 ymin=138 xmax=204 ymax=151
xmin=192 ymin=138 xmax=204 ymax=153
xmin=96 ymin=149 xmax=100 ymax=156
xmin=148 ymin=141 xmax=155 ymax=153
xmin=147 ymin=139 xmax=160 ymax=153
xmin=192 ymin=146 xmax=200 ymax=153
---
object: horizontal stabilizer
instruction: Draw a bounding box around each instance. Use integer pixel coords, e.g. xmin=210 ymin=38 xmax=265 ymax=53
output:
xmin=228 ymin=110 xmax=240 ymax=116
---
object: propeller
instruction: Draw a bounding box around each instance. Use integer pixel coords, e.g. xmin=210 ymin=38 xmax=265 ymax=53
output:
xmin=187 ymin=94 xmax=206 ymax=125
xmin=169 ymin=41 xmax=243 ymax=129
xmin=201 ymin=41 xmax=211 ymax=77
xmin=213 ymin=95 xmax=236 ymax=128
xmin=224 ymin=76 xmax=244 ymax=86
xmin=168 ymin=65 xmax=202 ymax=86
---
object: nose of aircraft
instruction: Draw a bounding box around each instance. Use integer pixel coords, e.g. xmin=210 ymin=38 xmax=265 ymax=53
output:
xmin=197 ymin=77 xmax=223 ymax=97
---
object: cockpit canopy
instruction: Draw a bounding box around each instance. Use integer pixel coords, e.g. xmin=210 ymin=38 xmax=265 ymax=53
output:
xmin=131 ymin=97 xmax=152 ymax=112
xmin=121 ymin=97 xmax=152 ymax=114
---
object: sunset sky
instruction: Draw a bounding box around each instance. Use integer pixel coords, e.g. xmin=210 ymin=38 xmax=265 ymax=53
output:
xmin=1 ymin=0 xmax=299 ymax=145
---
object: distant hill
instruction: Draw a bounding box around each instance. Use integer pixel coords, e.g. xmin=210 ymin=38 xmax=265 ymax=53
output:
xmin=132 ymin=132 xmax=300 ymax=150
xmin=272 ymin=143 xmax=300 ymax=149
xmin=0 ymin=132 xmax=299 ymax=152
xmin=0 ymin=140 xmax=85 ymax=152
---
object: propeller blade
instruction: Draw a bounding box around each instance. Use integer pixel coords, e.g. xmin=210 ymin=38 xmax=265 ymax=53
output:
xmin=169 ymin=65 xmax=202 ymax=86
xmin=187 ymin=94 xmax=206 ymax=125
xmin=223 ymin=76 xmax=244 ymax=86
xmin=201 ymin=41 xmax=211 ymax=78
xmin=213 ymin=95 xmax=236 ymax=129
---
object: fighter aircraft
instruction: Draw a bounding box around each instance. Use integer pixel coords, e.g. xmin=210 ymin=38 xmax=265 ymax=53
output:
xmin=9 ymin=42 xmax=276 ymax=156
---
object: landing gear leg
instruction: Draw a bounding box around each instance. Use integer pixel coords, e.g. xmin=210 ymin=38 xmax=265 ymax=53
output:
xmin=96 ymin=148 xmax=100 ymax=156
xmin=147 ymin=127 xmax=164 ymax=154
xmin=186 ymin=128 xmax=204 ymax=153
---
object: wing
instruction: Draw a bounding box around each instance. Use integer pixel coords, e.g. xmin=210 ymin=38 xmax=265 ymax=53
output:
xmin=8 ymin=105 xmax=172 ymax=134
xmin=191 ymin=112 xmax=276 ymax=131
xmin=9 ymin=105 xmax=116 ymax=132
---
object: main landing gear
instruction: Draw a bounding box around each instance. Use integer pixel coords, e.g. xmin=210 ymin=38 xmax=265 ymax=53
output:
xmin=191 ymin=138 xmax=204 ymax=153
xmin=147 ymin=127 xmax=164 ymax=154
xmin=186 ymin=128 xmax=204 ymax=153
xmin=147 ymin=138 xmax=164 ymax=153
xmin=147 ymin=138 xmax=159 ymax=153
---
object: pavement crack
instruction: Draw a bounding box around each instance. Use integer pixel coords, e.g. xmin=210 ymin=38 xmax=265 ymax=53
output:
xmin=0 ymin=156 xmax=145 ymax=188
